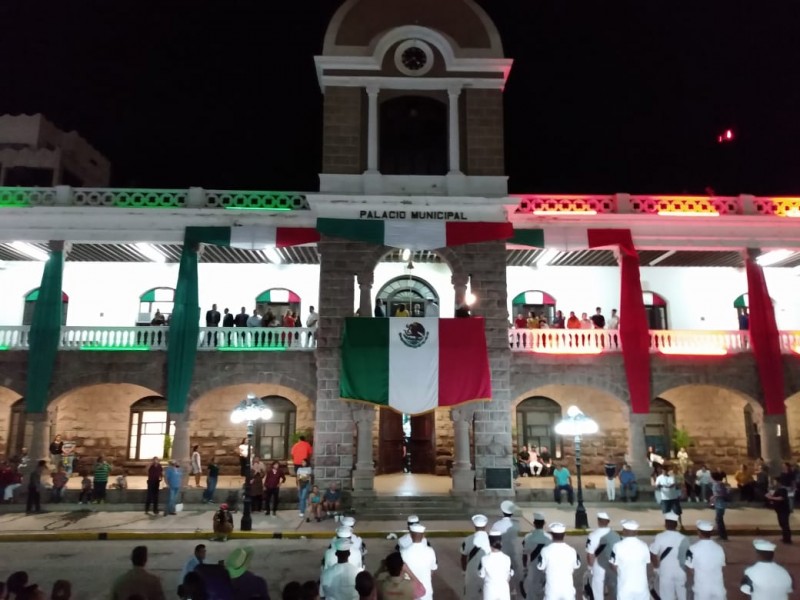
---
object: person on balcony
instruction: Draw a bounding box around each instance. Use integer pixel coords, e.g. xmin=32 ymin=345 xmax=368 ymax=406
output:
xmin=425 ymin=298 xmax=439 ymax=317
xmin=608 ymin=309 xmax=620 ymax=330
xmin=205 ymin=303 xmax=221 ymax=346
xmin=234 ymin=307 xmax=249 ymax=328
xmin=526 ymin=311 xmax=540 ymax=329
xmin=552 ymin=463 xmax=574 ymax=505
xmin=580 ymin=312 xmax=593 ymax=329
xmin=306 ymin=306 xmax=319 ymax=347
xmin=513 ymin=313 xmax=527 ymax=329
xmin=394 ymin=303 xmax=410 ymax=317
xmin=151 ymin=310 xmax=166 ymax=326
xmin=566 ymin=311 xmax=581 ymax=329
xmin=552 ymin=310 xmax=565 ymax=329
xmin=590 ymin=307 xmax=606 ymax=329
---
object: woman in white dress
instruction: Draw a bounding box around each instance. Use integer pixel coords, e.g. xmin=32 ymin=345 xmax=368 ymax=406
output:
xmin=190 ymin=445 xmax=202 ymax=487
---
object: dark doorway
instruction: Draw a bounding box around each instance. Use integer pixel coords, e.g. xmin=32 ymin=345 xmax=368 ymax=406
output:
xmin=409 ymin=413 xmax=436 ymax=475
xmin=7 ymin=399 xmax=26 ymax=457
xmin=515 ymin=397 xmax=563 ymax=459
xmin=380 ymin=96 xmax=448 ymax=175
xmin=646 ymin=398 xmax=676 ymax=458
xmin=253 ymin=396 xmax=296 ymax=462
xmin=378 ymin=409 xmax=405 ymax=474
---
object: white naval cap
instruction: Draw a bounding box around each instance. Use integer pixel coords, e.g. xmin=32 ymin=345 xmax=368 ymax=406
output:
xmin=335 ymin=539 xmax=352 ymax=551
xmin=696 ymin=520 xmax=714 ymax=532
xmin=335 ymin=526 xmax=353 ymax=538
xmin=488 ymin=529 xmax=503 ymax=537
xmin=500 ymin=500 xmax=517 ymax=515
xmin=663 ymin=512 xmax=679 ymax=522
xmin=409 ymin=523 xmax=426 ymax=533
xmin=753 ymin=539 xmax=776 ymax=552
xmin=340 ymin=516 xmax=356 ymax=528
xmin=596 ymin=512 xmax=610 ymax=521
xmin=621 ymin=520 xmax=640 ymax=531
xmin=472 ymin=514 xmax=489 ymax=527
xmin=407 ymin=515 xmax=420 ymax=524
xmin=532 ymin=512 xmax=546 ymax=521
xmin=549 ymin=523 xmax=566 ymax=534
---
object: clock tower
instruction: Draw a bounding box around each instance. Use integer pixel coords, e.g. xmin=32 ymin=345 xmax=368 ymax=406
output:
xmin=315 ymin=0 xmax=512 ymax=196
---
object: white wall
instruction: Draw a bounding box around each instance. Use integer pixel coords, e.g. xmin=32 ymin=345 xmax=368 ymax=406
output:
xmin=1 ymin=260 xmax=797 ymax=330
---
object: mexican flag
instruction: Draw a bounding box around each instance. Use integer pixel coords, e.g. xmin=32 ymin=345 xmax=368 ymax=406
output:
xmin=317 ymin=218 xmax=513 ymax=250
xmin=340 ymin=317 xmax=492 ymax=414
xmin=185 ymin=226 xmax=319 ymax=249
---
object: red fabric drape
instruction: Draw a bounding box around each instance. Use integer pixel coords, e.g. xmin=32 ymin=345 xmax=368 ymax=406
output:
xmin=745 ymin=259 xmax=785 ymax=415
xmin=588 ymin=230 xmax=651 ymax=414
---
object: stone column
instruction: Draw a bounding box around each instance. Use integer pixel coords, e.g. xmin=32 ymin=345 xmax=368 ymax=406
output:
xmin=451 ymin=273 xmax=469 ymax=315
xmin=28 ymin=412 xmax=50 ymax=465
xmin=357 ymin=272 xmax=374 ymax=318
xmin=628 ymin=412 xmax=649 ymax=483
xmin=447 ymin=87 xmax=462 ymax=174
xmin=762 ymin=413 xmax=788 ymax=472
xmin=170 ymin=411 xmax=191 ymax=480
xmin=451 ymin=406 xmax=475 ymax=492
xmin=352 ymin=408 xmax=376 ymax=491
xmin=366 ymin=86 xmax=380 ymax=173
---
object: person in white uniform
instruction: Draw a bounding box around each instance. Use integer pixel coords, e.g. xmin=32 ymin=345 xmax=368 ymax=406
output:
xmin=336 ymin=516 xmax=365 ymax=555
xmin=322 ymin=526 xmax=364 ymax=573
xmin=320 ymin=539 xmax=364 ymax=600
xmin=685 ymin=520 xmax=726 ymax=600
xmin=522 ymin=512 xmax=552 ymax=600
xmin=493 ymin=500 xmax=523 ymax=596
xmin=585 ymin=511 xmax=620 ymax=600
xmin=397 ymin=515 xmax=432 ymax=551
xmin=649 ymin=512 xmax=689 ymax=600
xmin=740 ymin=539 xmax=793 ymax=600
xmin=462 ymin=514 xmax=492 ymax=600
xmin=537 ymin=522 xmax=580 ymax=600
xmin=609 ymin=520 xmax=650 ymax=600
xmin=480 ymin=528 xmax=514 ymax=600
xmin=401 ymin=523 xmax=438 ymax=600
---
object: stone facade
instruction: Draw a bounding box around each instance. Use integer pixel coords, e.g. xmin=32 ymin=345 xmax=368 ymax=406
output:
xmin=464 ymin=89 xmax=505 ymax=176
xmin=322 ymin=87 xmax=363 ymax=174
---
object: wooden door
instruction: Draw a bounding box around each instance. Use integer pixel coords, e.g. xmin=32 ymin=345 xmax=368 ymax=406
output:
xmin=378 ymin=409 xmax=405 ymax=474
xmin=409 ymin=413 xmax=436 ymax=474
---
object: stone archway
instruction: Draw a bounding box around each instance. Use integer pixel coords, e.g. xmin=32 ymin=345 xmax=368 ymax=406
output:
xmin=657 ymin=384 xmax=763 ymax=473
xmin=0 ymin=386 xmax=24 ymax=459
xmin=785 ymin=391 xmax=800 ymax=462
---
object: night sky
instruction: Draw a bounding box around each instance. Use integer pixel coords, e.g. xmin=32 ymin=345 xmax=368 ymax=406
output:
xmin=2 ymin=1 xmax=799 ymax=195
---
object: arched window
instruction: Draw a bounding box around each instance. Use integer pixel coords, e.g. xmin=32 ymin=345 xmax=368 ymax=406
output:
xmin=643 ymin=291 xmax=668 ymax=330
xmin=22 ymin=288 xmax=69 ymax=326
xmin=128 ymin=396 xmax=174 ymax=460
xmin=512 ymin=290 xmax=557 ymax=325
xmin=7 ymin=399 xmax=26 ymax=457
xmin=379 ymin=95 xmax=448 ymax=175
xmin=743 ymin=404 xmax=761 ymax=458
xmin=646 ymin=398 xmax=675 ymax=458
xmin=253 ymin=396 xmax=297 ymax=462
xmin=138 ymin=287 xmax=175 ymax=325
xmin=377 ymin=275 xmax=439 ymax=318
xmin=515 ymin=396 xmax=563 ymax=460
xmin=255 ymin=289 xmax=301 ymax=325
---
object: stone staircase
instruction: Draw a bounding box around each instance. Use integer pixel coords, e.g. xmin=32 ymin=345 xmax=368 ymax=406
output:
xmin=349 ymin=494 xmax=471 ymax=521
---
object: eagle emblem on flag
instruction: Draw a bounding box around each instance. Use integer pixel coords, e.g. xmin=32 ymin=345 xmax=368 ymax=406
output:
xmin=399 ymin=322 xmax=429 ymax=348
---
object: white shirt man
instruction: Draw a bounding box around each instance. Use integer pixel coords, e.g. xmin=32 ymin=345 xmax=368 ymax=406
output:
xmin=522 ymin=513 xmax=552 ymax=600
xmin=322 ymin=527 xmax=364 ymax=573
xmin=397 ymin=515 xmax=432 ymax=551
xmin=480 ymin=529 xmax=514 ymax=600
xmin=586 ymin=512 xmax=620 ymax=600
xmin=332 ymin=517 xmax=365 ymax=555
xmin=685 ymin=520 xmax=726 ymax=600
xmin=320 ymin=539 xmax=364 ymax=600
xmin=462 ymin=514 xmax=492 ymax=600
xmin=492 ymin=501 xmax=523 ymax=596
xmin=608 ymin=310 xmax=620 ymax=329
xmin=649 ymin=513 xmax=689 ymax=600
xmin=740 ymin=540 xmax=793 ymax=600
xmin=425 ymin=299 xmax=440 ymax=318
xmin=609 ymin=520 xmax=651 ymax=600
xmin=401 ymin=524 xmax=438 ymax=600
xmin=537 ymin=523 xmax=580 ymax=600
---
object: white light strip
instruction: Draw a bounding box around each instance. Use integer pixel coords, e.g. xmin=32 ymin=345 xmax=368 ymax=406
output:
xmin=264 ymin=247 xmax=283 ymax=264
xmin=134 ymin=243 xmax=166 ymax=263
xmin=649 ymin=250 xmax=677 ymax=266
xmin=10 ymin=241 xmax=49 ymax=261
xmin=756 ymin=249 xmax=794 ymax=267
xmin=536 ymin=248 xmax=560 ymax=267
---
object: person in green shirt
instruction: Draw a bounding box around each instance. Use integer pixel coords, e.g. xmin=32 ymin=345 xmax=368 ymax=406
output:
xmin=203 ymin=458 xmax=220 ymax=503
xmin=92 ymin=456 xmax=112 ymax=504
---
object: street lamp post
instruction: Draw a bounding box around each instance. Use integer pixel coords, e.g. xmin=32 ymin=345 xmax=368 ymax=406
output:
xmin=555 ymin=405 xmax=599 ymax=530
xmin=230 ymin=393 xmax=273 ymax=531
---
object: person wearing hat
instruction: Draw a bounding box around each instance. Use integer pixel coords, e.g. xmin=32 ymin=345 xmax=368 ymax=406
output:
xmin=212 ymin=503 xmax=234 ymax=542
xmin=648 ymin=512 xmax=690 ymax=600
xmin=585 ymin=512 xmax=620 ymax=600
xmin=522 ymin=512 xmax=552 ymax=600
xmin=536 ymin=523 xmax=580 ymax=600
xmin=609 ymin=521 xmax=650 ymax=600
xmin=323 ymin=527 xmax=364 ymax=571
xmin=493 ymin=501 xmax=523 ymax=597
xmin=321 ymin=538 xmax=364 ymax=600
xmin=225 ymin=546 xmax=268 ymax=599
xmin=685 ymin=521 xmax=726 ymax=600
xmin=479 ymin=529 xmax=514 ymax=600
xmin=338 ymin=516 xmax=366 ymax=555
xmin=740 ymin=539 xmax=793 ymax=599
xmin=397 ymin=515 xmax=432 ymax=551
xmin=462 ymin=514 xmax=492 ymax=600
xmin=400 ymin=523 xmax=438 ymax=600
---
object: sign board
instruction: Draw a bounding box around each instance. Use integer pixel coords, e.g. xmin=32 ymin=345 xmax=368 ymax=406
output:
xmin=485 ymin=467 xmax=513 ymax=490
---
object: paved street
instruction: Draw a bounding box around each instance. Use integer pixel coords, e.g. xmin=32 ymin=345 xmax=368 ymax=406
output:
xmin=1 ymin=536 xmax=797 ymax=600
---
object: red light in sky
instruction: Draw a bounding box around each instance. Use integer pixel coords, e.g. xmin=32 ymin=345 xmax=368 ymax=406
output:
xmin=717 ymin=129 xmax=735 ymax=143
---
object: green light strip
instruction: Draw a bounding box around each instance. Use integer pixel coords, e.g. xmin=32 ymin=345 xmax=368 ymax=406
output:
xmin=218 ymin=346 xmax=288 ymax=352
xmin=0 ymin=345 xmax=9 ymax=351
xmin=223 ymin=206 xmax=293 ymax=211
xmin=79 ymin=345 xmax=152 ymax=352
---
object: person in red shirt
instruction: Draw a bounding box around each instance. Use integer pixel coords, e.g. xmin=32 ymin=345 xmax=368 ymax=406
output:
xmin=263 ymin=462 xmax=286 ymax=516
xmin=513 ymin=313 xmax=527 ymax=329
xmin=566 ymin=311 xmax=582 ymax=329
xmin=291 ymin=436 xmax=313 ymax=479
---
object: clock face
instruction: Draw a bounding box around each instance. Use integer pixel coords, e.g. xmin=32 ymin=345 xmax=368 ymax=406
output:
xmin=394 ymin=40 xmax=433 ymax=76
xmin=401 ymin=46 xmax=428 ymax=72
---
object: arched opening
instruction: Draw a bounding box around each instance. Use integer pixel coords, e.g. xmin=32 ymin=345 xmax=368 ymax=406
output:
xmin=22 ymin=288 xmax=69 ymax=326
xmin=7 ymin=399 xmax=26 ymax=457
xmin=128 ymin=396 xmax=174 ymax=460
xmin=253 ymin=396 xmax=297 ymax=462
xmin=512 ymin=290 xmax=557 ymax=326
xmin=646 ymin=398 xmax=675 ymax=458
xmin=255 ymin=289 xmax=301 ymax=325
xmin=378 ymin=409 xmax=436 ymax=476
xmin=377 ymin=275 xmax=439 ymax=318
xmin=515 ymin=396 xmax=563 ymax=460
xmin=643 ymin=291 xmax=668 ymax=330
xmin=137 ymin=287 xmax=175 ymax=325
xmin=379 ymin=95 xmax=448 ymax=175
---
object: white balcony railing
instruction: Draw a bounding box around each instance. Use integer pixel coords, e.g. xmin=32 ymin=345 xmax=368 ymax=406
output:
xmin=0 ymin=326 xmax=316 ymax=351
xmin=509 ymin=329 xmax=620 ymax=354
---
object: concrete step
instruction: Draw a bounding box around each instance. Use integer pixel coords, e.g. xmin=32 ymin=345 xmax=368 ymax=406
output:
xmin=350 ymin=494 xmax=469 ymax=521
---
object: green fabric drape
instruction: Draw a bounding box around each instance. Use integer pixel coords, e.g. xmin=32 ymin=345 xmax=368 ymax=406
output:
xmin=166 ymin=244 xmax=200 ymax=413
xmin=26 ymin=250 xmax=64 ymax=413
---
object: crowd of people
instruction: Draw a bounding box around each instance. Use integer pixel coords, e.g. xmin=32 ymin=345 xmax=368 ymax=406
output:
xmin=512 ymin=307 xmax=619 ymax=331
xmin=195 ymin=304 xmax=319 ymax=348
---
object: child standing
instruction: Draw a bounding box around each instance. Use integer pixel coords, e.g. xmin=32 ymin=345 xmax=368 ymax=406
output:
xmin=78 ymin=472 xmax=92 ymax=504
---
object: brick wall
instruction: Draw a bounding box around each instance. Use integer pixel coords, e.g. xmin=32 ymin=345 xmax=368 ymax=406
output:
xmin=322 ymin=87 xmax=363 ymax=174
xmin=464 ymin=89 xmax=505 ymax=176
